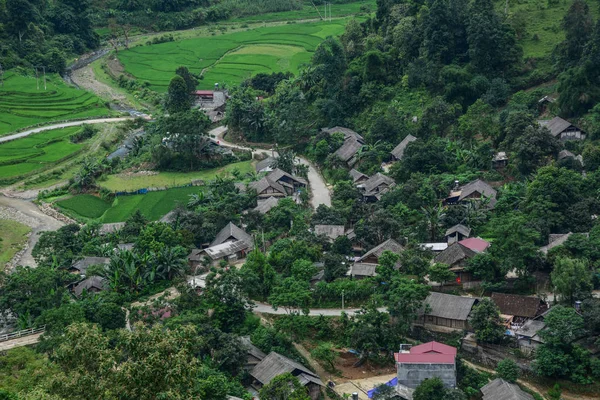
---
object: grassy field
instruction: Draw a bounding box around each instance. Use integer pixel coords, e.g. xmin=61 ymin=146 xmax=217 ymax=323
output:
xmin=0 ymin=72 xmax=113 ymax=136
xmin=0 ymin=126 xmax=86 ymax=182
xmin=118 ymin=20 xmax=348 ymax=91
xmin=0 ymin=220 xmax=31 ymax=267
xmin=99 ymin=160 xmax=254 ymax=191
xmin=56 ymin=186 xmax=201 ymax=222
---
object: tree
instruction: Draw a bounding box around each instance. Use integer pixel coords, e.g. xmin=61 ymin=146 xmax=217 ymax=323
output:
xmin=204 ymin=269 xmax=253 ymax=332
xmin=513 ymin=125 xmax=560 ymax=175
xmin=371 ymin=383 xmax=398 ymax=400
xmin=291 ymin=259 xmax=318 ymax=282
xmin=558 ymin=0 xmax=593 ymax=68
xmin=551 ymin=257 xmax=592 ymax=305
xmin=496 ymin=359 xmax=520 ymax=383
xmin=470 ymin=298 xmax=505 ymax=344
xmin=458 ymin=99 xmax=498 ymax=141
xmin=165 ymin=75 xmax=191 ymax=114
xmin=269 ymin=278 xmax=312 ymax=315
xmin=428 ymin=263 xmax=455 ymax=289
xmin=175 ymin=66 xmax=198 ymax=95
xmin=383 ymin=277 xmax=430 ymax=336
xmin=311 ymin=342 xmax=336 ymax=372
xmin=414 ymin=377 xmax=446 ymax=400
xmin=348 ymin=302 xmax=393 ymax=362
xmin=240 ymin=250 xmax=276 ymax=299
xmin=258 ymin=373 xmax=310 ymax=400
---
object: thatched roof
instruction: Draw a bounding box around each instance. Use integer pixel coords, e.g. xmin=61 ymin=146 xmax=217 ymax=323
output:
xmin=481 ymin=378 xmax=534 ymax=400
xmin=445 ymin=224 xmax=471 ymax=238
xmin=423 ymin=292 xmax=478 ymax=321
xmin=391 ymin=134 xmax=417 ymax=160
xmin=247 ymin=177 xmax=287 ymax=196
xmin=347 ymin=263 xmax=377 ymax=277
xmin=256 ymin=156 xmax=276 ymax=172
xmin=491 ymin=293 xmax=543 ymax=318
xmin=458 ymin=179 xmax=497 ymax=202
xmin=358 ymin=239 xmax=404 ymax=263
xmin=539 ymin=116 xmax=582 ymax=138
xmin=73 ymin=276 xmax=108 ymax=297
xmin=211 ymin=222 xmax=254 ymax=248
xmin=335 ymin=137 xmax=364 ymax=163
xmin=314 ymin=225 xmax=345 ymax=241
xmin=253 ymin=197 xmax=281 ymax=214
xmin=70 ymin=257 xmax=110 ymax=274
xmin=434 ymin=243 xmax=477 ymax=266
xmin=250 ymin=352 xmax=323 ymax=386
xmin=349 ymin=169 xmax=369 ymax=183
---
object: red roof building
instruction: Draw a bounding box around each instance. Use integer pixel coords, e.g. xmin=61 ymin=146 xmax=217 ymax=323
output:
xmin=394 ymin=341 xmax=458 ymax=390
xmin=194 ymin=90 xmax=214 ymax=99
xmin=409 ymin=341 xmax=457 ymax=356
xmin=458 ymin=237 xmax=490 ymax=253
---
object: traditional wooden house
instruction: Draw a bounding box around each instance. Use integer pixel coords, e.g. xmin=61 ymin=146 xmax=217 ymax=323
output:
xmin=349 ymin=168 xmax=369 ymax=184
xmin=252 ymin=196 xmax=281 ymax=215
xmin=346 ymin=263 xmax=377 ymax=279
xmin=539 ymin=116 xmax=586 ymax=141
xmin=358 ymin=239 xmax=404 ymax=266
xmin=395 ymin=341 xmax=457 ymax=396
xmin=492 ymin=152 xmax=508 ymax=169
xmin=240 ymin=336 xmax=267 ymax=370
xmin=391 ymin=134 xmax=418 ymax=161
xmin=266 ymin=168 xmax=307 ymax=195
xmin=245 ymin=177 xmax=288 ymax=199
xmin=69 ymin=257 xmax=110 ymax=276
xmin=418 ymin=292 xmax=479 ymax=332
xmin=314 ymin=224 xmax=345 ymax=242
xmin=211 ymin=222 xmax=254 ymax=248
xmin=434 ymin=243 xmax=478 ymax=286
xmin=445 ymin=179 xmax=497 ymax=208
xmin=515 ymin=319 xmax=546 ymax=354
xmin=73 ymin=276 xmax=108 ymax=297
xmin=445 ymin=224 xmax=471 ymax=244
xmin=255 ymin=156 xmax=276 ymax=173
xmin=491 ymin=293 xmax=548 ymax=323
xmin=539 ymin=232 xmax=581 ymax=254
xmin=322 ymin=126 xmax=365 ymax=167
xmin=250 ymin=352 xmax=323 ymax=400
xmin=481 ymin=379 xmax=533 ymax=400
xmin=358 ymin=173 xmax=396 ymax=201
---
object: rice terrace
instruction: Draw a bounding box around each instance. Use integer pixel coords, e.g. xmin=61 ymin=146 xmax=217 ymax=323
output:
xmin=118 ymin=20 xmax=349 ymax=91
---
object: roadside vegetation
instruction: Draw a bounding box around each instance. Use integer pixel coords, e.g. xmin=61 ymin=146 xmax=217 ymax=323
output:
xmin=0 ymin=220 xmax=31 ymax=268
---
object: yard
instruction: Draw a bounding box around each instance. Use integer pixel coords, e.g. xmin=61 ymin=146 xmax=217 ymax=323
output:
xmin=0 ymin=72 xmax=113 ymax=136
xmin=118 ymin=20 xmax=348 ymax=91
xmin=98 ymin=160 xmax=254 ymax=192
xmin=0 ymin=220 xmax=31 ymax=268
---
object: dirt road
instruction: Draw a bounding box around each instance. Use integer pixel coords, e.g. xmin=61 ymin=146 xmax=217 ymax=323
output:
xmin=0 ymin=196 xmax=64 ymax=267
xmin=209 ymin=126 xmax=332 ymax=209
xmin=71 ymin=63 xmax=129 ymax=104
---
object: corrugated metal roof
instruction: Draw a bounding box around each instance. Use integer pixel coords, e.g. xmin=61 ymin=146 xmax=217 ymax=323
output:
xmin=515 ymin=320 xmax=546 ymax=339
xmin=423 ymin=292 xmax=478 ymax=321
xmin=481 ymin=378 xmax=534 ymax=400
xmin=458 ymin=237 xmax=490 ymax=253
xmin=410 ymin=341 xmax=457 ymax=355
xmin=347 ymin=263 xmax=377 ymax=277
xmin=205 ymin=240 xmax=249 ymax=260
xmin=314 ymin=225 xmax=345 ymax=240
xmin=394 ymin=353 xmax=455 ymax=364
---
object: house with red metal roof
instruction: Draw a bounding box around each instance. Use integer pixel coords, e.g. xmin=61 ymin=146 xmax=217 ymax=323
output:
xmin=394 ymin=341 xmax=457 ymax=399
xmin=458 ymin=237 xmax=490 ymax=253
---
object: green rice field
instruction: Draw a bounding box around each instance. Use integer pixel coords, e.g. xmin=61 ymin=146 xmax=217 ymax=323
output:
xmin=118 ymin=20 xmax=348 ymax=91
xmin=0 ymin=72 xmax=113 ymax=136
xmin=56 ymin=186 xmax=200 ymax=222
xmin=231 ymin=0 xmax=375 ymax=23
xmin=0 ymin=126 xmax=85 ymax=182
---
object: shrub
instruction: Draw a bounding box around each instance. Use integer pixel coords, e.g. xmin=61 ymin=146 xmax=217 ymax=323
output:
xmin=496 ymin=359 xmax=520 ymax=383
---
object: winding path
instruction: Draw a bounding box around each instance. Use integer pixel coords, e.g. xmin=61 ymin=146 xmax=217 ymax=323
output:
xmin=0 ymin=117 xmax=133 ymax=144
xmin=209 ymin=126 xmax=331 ymax=209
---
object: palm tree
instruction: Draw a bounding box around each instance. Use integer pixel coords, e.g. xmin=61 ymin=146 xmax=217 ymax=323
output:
xmin=154 ymin=247 xmax=187 ymax=280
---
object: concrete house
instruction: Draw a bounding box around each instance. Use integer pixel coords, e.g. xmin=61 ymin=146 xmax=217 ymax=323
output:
xmin=391 ymin=134 xmax=418 ymax=161
xmin=539 ymin=116 xmax=586 ymax=141
xmin=394 ymin=341 xmax=457 ymax=399
xmin=445 ymin=224 xmax=471 ymax=245
xmin=445 ymin=179 xmax=497 ymax=209
xmin=250 ymin=352 xmax=323 ymax=400
xmin=358 ymin=173 xmax=396 ymax=201
xmin=418 ymin=292 xmax=478 ymax=332
xmin=481 ymin=378 xmax=533 ymax=400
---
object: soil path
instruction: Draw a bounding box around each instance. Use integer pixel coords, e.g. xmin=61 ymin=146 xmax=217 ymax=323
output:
xmin=71 ymin=63 xmax=128 ymax=104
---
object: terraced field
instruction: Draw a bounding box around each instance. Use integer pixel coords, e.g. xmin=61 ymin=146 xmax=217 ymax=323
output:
xmin=118 ymin=20 xmax=348 ymax=91
xmin=0 ymin=126 xmax=85 ymax=183
xmin=0 ymin=72 xmax=112 ymax=136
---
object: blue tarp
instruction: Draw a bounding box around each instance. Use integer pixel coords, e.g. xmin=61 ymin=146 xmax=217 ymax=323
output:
xmin=367 ymin=377 xmax=398 ymax=398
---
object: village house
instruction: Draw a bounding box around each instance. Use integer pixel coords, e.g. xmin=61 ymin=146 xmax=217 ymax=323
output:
xmin=445 ymin=179 xmax=497 ymax=209
xmin=539 ymin=232 xmax=590 ymax=254
xmin=491 ymin=292 xmax=548 ymax=329
xmin=99 ymin=222 xmax=126 ymax=235
xmin=349 ymin=168 xmax=369 ymax=184
xmin=417 ymin=292 xmax=478 ymax=332
xmin=515 ymin=319 xmax=546 ymax=354
xmin=266 ymin=168 xmax=307 ymax=195
xmin=445 ymin=224 xmax=471 ymax=244
xmin=481 ymin=378 xmax=534 ymax=400
xmin=314 ymin=224 xmax=346 ymax=242
xmin=346 ymin=263 xmax=377 ymax=279
xmin=211 ymin=222 xmax=254 ymax=248
xmin=394 ymin=341 xmax=458 ymax=399
xmin=492 ymin=151 xmax=508 ymax=169
xmin=239 ymin=336 xmax=267 ymax=370
xmin=252 ymin=196 xmax=281 ymax=214
xmin=458 ymin=237 xmax=490 ymax=253
xmin=419 ymin=242 xmax=448 ymax=253
xmin=434 ymin=243 xmax=478 ymax=286
xmin=391 ymin=134 xmax=418 ymax=161
xmin=358 ymin=173 xmax=396 ymax=201
xmin=539 ymin=116 xmax=586 ymax=141
xmin=250 ymin=352 xmax=323 ymax=400
xmin=68 ymin=257 xmax=110 ymax=276
xmin=243 ymin=177 xmax=287 ymax=199
xmin=358 ymin=238 xmax=404 ymax=266
xmin=193 ymin=90 xmax=214 ymax=101
xmin=255 ymin=156 xmax=276 ymax=173
xmin=72 ymin=276 xmax=108 ymax=297
xmin=188 ymin=222 xmax=254 ymax=268
xmin=322 ymin=126 xmax=365 ymax=167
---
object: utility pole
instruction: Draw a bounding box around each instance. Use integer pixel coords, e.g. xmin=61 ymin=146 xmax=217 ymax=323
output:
xmin=341 ymin=289 xmax=345 ymax=310
xmin=35 ymin=67 xmax=39 ymax=90
xmin=41 ymin=66 xmax=46 ymax=90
